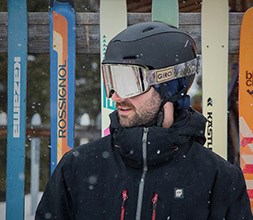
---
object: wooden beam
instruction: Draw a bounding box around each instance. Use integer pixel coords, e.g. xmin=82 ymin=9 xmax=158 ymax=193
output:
xmin=179 ymin=0 xmax=201 ymax=12
xmin=0 ymin=125 xmax=100 ymax=140
xmin=0 ymin=12 xmax=243 ymax=54
xmin=127 ymin=0 xmax=151 ymax=12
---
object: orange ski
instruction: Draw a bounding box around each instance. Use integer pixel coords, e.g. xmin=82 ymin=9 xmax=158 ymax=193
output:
xmin=239 ymin=7 xmax=253 ymax=212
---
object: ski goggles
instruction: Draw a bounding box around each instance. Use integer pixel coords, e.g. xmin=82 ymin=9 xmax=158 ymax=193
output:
xmin=102 ymin=57 xmax=199 ymax=99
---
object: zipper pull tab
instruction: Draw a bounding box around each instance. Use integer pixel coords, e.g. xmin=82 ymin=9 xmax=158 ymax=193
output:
xmin=152 ymin=193 xmax=158 ymax=220
xmin=120 ymin=190 xmax=128 ymax=220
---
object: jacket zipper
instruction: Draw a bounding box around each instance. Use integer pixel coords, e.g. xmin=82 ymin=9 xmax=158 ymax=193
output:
xmin=120 ymin=190 xmax=128 ymax=220
xmin=135 ymin=127 xmax=149 ymax=220
xmin=152 ymin=193 xmax=158 ymax=220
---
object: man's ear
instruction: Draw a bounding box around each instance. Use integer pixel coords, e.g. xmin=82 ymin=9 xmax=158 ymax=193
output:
xmin=162 ymin=102 xmax=174 ymax=128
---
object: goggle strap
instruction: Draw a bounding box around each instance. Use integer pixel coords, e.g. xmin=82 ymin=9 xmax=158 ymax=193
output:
xmin=146 ymin=57 xmax=200 ymax=85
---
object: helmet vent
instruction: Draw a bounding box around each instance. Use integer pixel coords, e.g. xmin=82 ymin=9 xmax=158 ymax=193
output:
xmin=142 ymin=27 xmax=154 ymax=33
xmin=123 ymin=55 xmax=137 ymax=60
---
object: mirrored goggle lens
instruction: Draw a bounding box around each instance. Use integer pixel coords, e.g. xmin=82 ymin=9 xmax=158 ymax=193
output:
xmin=102 ymin=64 xmax=149 ymax=98
xmin=102 ymin=57 xmax=199 ymax=99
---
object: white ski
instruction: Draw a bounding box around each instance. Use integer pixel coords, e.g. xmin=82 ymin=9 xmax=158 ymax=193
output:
xmin=201 ymin=0 xmax=229 ymax=159
xmin=100 ymin=0 xmax=127 ymax=136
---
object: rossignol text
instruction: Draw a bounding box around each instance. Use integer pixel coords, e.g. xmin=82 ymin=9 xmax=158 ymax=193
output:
xmin=58 ymin=60 xmax=67 ymax=138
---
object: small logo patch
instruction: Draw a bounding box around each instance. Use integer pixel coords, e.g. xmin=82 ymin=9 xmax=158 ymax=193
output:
xmin=155 ymin=67 xmax=174 ymax=83
xmin=174 ymin=188 xmax=184 ymax=199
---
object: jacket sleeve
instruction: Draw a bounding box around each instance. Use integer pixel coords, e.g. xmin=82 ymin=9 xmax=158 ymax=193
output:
xmin=225 ymin=167 xmax=253 ymax=220
xmin=35 ymin=153 xmax=74 ymax=220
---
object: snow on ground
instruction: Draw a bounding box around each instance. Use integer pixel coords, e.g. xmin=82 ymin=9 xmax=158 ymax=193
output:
xmin=0 ymin=192 xmax=42 ymax=220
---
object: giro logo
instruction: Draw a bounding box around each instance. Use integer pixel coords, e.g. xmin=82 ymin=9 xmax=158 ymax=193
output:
xmin=13 ymin=57 xmax=21 ymax=138
xmin=245 ymin=71 xmax=253 ymax=96
xmin=155 ymin=67 xmax=174 ymax=83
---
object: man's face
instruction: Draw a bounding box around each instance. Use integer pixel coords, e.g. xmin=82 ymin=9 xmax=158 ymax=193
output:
xmin=111 ymin=87 xmax=162 ymax=127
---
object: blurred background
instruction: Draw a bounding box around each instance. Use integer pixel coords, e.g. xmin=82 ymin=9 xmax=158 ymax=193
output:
xmin=0 ymin=0 xmax=253 ymax=218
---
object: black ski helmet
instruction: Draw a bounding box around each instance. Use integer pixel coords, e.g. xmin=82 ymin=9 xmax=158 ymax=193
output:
xmin=102 ymin=21 xmax=198 ymax=108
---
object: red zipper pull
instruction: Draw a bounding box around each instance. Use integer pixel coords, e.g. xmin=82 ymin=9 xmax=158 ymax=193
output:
xmin=120 ymin=190 xmax=128 ymax=220
xmin=152 ymin=193 xmax=158 ymax=220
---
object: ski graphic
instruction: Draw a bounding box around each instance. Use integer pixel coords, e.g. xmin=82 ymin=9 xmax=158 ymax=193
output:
xmin=100 ymin=0 xmax=127 ymax=136
xmin=6 ymin=0 xmax=27 ymax=219
xmin=151 ymin=0 xmax=179 ymax=28
xmin=201 ymin=0 xmax=229 ymax=159
xmin=239 ymin=7 xmax=253 ymax=212
xmin=49 ymin=0 xmax=76 ymax=173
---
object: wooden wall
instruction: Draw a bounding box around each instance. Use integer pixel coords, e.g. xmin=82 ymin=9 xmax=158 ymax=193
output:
xmin=90 ymin=0 xmax=253 ymax=12
xmin=0 ymin=12 xmax=243 ymax=55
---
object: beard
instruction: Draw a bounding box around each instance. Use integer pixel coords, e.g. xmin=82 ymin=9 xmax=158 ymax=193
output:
xmin=116 ymin=91 xmax=162 ymax=127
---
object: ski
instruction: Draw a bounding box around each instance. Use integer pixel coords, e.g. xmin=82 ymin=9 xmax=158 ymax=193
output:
xmin=201 ymin=0 xmax=229 ymax=159
xmin=100 ymin=0 xmax=127 ymax=136
xmin=6 ymin=0 xmax=27 ymax=219
xmin=49 ymin=0 xmax=76 ymax=173
xmin=227 ymin=63 xmax=239 ymax=163
xmin=151 ymin=0 xmax=179 ymax=28
xmin=239 ymin=7 xmax=253 ymax=212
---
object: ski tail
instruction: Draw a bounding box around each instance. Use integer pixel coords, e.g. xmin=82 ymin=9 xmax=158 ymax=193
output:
xmin=239 ymin=7 xmax=253 ymax=212
xmin=100 ymin=0 xmax=127 ymax=136
xmin=6 ymin=0 xmax=28 ymax=219
xmin=49 ymin=0 xmax=76 ymax=173
xmin=201 ymin=0 xmax=229 ymax=159
xmin=151 ymin=0 xmax=179 ymax=28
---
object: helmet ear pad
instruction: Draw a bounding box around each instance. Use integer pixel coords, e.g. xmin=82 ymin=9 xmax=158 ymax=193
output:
xmin=153 ymin=78 xmax=190 ymax=110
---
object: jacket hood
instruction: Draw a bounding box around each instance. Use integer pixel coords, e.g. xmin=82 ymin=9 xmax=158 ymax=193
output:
xmin=109 ymin=108 xmax=206 ymax=168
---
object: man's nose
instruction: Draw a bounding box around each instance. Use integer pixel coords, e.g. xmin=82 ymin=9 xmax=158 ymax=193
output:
xmin=111 ymin=91 xmax=125 ymax=102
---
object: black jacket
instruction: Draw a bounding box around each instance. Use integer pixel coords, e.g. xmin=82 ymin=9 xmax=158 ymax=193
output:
xmin=36 ymin=109 xmax=253 ymax=220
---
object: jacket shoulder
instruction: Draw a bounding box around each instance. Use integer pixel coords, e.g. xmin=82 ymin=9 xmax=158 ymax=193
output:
xmin=55 ymin=135 xmax=113 ymax=172
xmin=191 ymin=144 xmax=252 ymax=218
xmin=191 ymin=143 xmax=247 ymax=195
xmin=66 ymin=135 xmax=111 ymax=157
xmin=192 ymin=142 xmax=237 ymax=170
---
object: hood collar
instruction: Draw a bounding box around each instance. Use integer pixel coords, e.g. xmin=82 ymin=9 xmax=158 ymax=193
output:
xmin=109 ymin=108 xmax=206 ymax=168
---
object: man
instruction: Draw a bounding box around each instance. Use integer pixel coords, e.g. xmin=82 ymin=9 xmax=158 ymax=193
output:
xmin=36 ymin=21 xmax=253 ymax=219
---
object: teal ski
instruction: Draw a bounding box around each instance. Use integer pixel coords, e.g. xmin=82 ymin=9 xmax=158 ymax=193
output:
xmin=152 ymin=0 xmax=179 ymax=27
xmin=6 ymin=0 xmax=28 ymax=219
